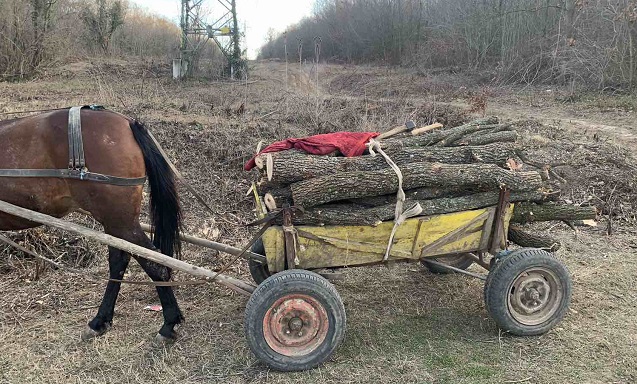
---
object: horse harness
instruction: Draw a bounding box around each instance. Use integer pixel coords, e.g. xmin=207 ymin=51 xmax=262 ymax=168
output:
xmin=0 ymin=106 xmax=146 ymax=186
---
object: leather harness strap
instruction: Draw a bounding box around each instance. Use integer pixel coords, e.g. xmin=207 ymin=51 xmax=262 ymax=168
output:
xmin=0 ymin=106 xmax=146 ymax=186
xmin=68 ymin=106 xmax=86 ymax=170
xmin=0 ymin=168 xmax=147 ymax=186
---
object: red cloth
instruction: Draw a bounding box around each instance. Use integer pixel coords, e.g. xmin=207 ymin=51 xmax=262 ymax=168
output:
xmin=244 ymin=131 xmax=380 ymax=170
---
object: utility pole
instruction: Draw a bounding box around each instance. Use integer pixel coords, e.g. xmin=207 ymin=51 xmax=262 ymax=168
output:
xmin=174 ymin=0 xmax=243 ymax=79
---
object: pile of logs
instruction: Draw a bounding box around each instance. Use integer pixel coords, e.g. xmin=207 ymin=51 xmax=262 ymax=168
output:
xmin=250 ymin=117 xmax=597 ymax=251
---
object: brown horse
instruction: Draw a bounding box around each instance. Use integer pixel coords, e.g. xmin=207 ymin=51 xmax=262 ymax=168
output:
xmin=0 ymin=108 xmax=183 ymax=342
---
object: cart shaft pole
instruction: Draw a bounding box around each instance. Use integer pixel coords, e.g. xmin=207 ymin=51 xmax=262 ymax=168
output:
xmin=0 ymin=199 xmax=255 ymax=295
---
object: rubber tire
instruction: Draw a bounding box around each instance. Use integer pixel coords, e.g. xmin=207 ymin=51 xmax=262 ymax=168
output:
xmin=244 ymin=269 xmax=347 ymax=372
xmin=483 ymin=248 xmax=531 ymax=310
xmin=422 ymin=253 xmax=474 ymax=274
xmin=484 ymin=248 xmax=571 ymax=336
xmin=248 ymin=238 xmax=271 ymax=284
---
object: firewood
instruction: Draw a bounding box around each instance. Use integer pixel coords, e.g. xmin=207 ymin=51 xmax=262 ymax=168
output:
xmin=255 ymin=143 xmax=517 ymax=184
xmin=511 ymin=203 xmax=597 ymax=223
xmin=290 ymin=163 xmax=543 ymax=208
xmin=286 ymin=190 xmax=552 ymax=226
xmin=508 ymin=225 xmax=561 ymax=251
xmin=452 ymin=131 xmax=517 ymax=146
xmin=383 ymin=117 xmax=499 ymax=148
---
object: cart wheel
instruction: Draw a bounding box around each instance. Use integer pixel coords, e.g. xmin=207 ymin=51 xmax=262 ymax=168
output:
xmin=248 ymin=238 xmax=271 ymax=284
xmin=244 ymin=269 xmax=346 ymax=371
xmin=422 ymin=253 xmax=474 ymax=274
xmin=483 ymin=248 xmax=528 ymax=309
xmin=484 ymin=248 xmax=571 ymax=336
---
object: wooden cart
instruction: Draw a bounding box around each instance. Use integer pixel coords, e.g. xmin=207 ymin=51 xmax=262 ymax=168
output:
xmin=243 ymin=189 xmax=573 ymax=371
xmin=0 ymin=190 xmax=572 ymax=372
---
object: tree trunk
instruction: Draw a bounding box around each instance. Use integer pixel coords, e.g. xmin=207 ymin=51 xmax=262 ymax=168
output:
xmin=511 ymin=202 xmax=597 ymax=223
xmin=508 ymin=225 xmax=561 ymax=252
xmin=256 ymin=142 xmax=517 ymax=184
xmin=289 ymin=190 xmax=551 ymax=226
xmin=291 ymin=162 xmax=543 ymax=208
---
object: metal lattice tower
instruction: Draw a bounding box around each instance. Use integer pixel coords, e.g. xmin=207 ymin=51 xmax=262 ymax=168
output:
xmin=176 ymin=0 xmax=243 ymax=78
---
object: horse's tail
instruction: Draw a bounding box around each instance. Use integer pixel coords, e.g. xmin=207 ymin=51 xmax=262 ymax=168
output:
xmin=129 ymin=120 xmax=182 ymax=258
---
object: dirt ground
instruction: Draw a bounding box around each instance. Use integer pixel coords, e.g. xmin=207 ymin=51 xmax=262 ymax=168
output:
xmin=0 ymin=60 xmax=636 ymax=384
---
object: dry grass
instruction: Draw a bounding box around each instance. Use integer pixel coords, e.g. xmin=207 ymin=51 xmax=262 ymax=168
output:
xmin=0 ymin=59 xmax=636 ymax=383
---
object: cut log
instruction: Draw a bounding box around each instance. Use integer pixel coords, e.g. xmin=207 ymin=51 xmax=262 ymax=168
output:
xmin=264 ymin=193 xmax=278 ymax=211
xmin=288 ymin=190 xmax=552 ymax=226
xmin=264 ymin=186 xmax=293 ymax=207
xmin=508 ymin=225 xmax=561 ymax=251
xmin=347 ymin=186 xmax=490 ymax=207
xmin=452 ymin=131 xmax=518 ymax=146
xmin=383 ymin=117 xmax=499 ymax=148
xmin=436 ymin=124 xmax=512 ymax=147
xmin=256 ymin=143 xmax=517 ymax=185
xmin=291 ymin=162 xmax=543 ymax=208
xmin=512 ymin=203 xmax=597 ymax=223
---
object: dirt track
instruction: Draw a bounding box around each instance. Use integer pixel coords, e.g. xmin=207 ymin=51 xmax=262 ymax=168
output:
xmin=0 ymin=60 xmax=636 ymax=383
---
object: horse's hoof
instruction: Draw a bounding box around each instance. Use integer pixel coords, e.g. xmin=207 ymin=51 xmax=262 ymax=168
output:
xmin=81 ymin=325 xmax=107 ymax=341
xmin=154 ymin=333 xmax=176 ymax=346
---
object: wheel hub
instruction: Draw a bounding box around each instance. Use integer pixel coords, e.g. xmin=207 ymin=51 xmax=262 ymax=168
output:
xmin=263 ymin=294 xmax=329 ymax=356
xmin=507 ymin=268 xmax=563 ymax=326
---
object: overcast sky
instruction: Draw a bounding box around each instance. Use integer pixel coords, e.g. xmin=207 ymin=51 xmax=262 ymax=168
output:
xmin=129 ymin=0 xmax=314 ymax=58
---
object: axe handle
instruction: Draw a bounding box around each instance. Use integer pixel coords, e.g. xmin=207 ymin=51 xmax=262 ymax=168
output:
xmin=411 ymin=123 xmax=443 ymax=136
xmin=377 ymin=125 xmax=408 ymax=140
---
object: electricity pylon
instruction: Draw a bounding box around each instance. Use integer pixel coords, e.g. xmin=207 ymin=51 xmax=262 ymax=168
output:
xmin=177 ymin=0 xmax=244 ymax=78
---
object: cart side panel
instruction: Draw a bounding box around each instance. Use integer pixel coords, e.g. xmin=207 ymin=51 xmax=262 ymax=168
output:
xmin=290 ymin=208 xmax=495 ymax=270
xmin=261 ymin=227 xmax=285 ymax=272
xmin=293 ymin=219 xmax=421 ymax=269
xmin=416 ymin=208 xmax=493 ymax=258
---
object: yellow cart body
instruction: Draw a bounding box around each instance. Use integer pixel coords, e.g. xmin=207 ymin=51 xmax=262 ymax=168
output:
xmin=254 ymin=193 xmax=514 ymax=273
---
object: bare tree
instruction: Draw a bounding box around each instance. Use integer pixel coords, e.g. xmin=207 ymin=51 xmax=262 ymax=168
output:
xmin=81 ymin=0 xmax=126 ymax=54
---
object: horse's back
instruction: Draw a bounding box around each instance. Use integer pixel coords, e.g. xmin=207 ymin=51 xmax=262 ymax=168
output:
xmin=0 ymin=109 xmax=145 ymax=230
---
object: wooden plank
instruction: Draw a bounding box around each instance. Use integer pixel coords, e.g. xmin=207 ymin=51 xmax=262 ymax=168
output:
xmin=139 ymin=223 xmax=266 ymax=263
xmin=0 ymin=200 xmax=255 ymax=296
xmin=419 ymin=211 xmax=490 ymax=256
xmin=262 ymin=227 xmax=285 ymax=272
xmin=478 ymin=209 xmax=497 ymax=250
xmin=490 ymin=189 xmax=511 ymax=254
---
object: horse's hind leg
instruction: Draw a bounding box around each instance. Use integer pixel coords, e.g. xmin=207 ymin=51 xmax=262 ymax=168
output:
xmin=82 ymin=246 xmax=130 ymax=340
xmin=130 ymin=227 xmax=184 ymax=342
xmin=133 ymin=254 xmax=184 ymax=342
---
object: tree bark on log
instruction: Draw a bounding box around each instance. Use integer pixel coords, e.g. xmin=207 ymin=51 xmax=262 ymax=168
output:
xmin=348 ymin=186 xmax=560 ymax=207
xmin=508 ymin=225 xmax=561 ymax=251
xmin=288 ymin=190 xmax=552 ymax=226
xmin=291 ymin=162 xmax=543 ymax=208
xmin=384 ymin=117 xmax=499 ymax=148
xmin=436 ymin=124 xmax=511 ymax=146
xmin=347 ymin=186 xmax=481 ymax=207
xmin=511 ymin=203 xmax=597 ymax=223
xmin=452 ymin=131 xmax=518 ymax=146
xmin=255 ymin=143 xmax=518 ymax=185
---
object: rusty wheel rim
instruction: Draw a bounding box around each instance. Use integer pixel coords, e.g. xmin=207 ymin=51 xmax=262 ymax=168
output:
xmin=507 ymin=267 xmax=563 ymax=326
xmin=263 ymin=294 xmax=329 ymax=357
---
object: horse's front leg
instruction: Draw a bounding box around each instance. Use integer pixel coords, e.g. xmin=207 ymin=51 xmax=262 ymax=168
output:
xmin=82 ymin=246 xmax=130 ymax=340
